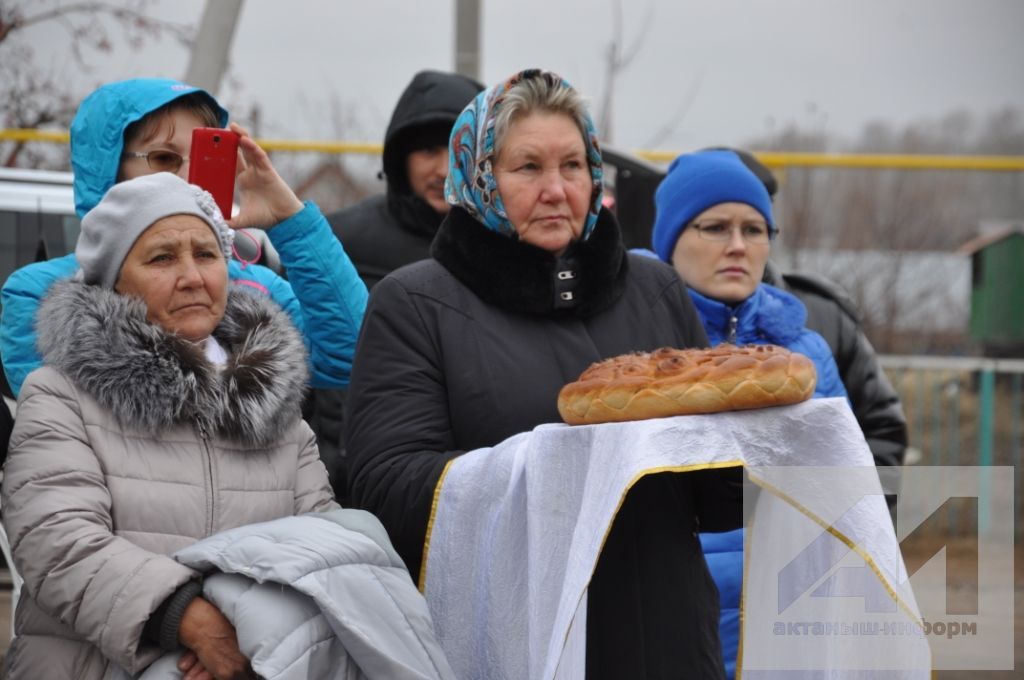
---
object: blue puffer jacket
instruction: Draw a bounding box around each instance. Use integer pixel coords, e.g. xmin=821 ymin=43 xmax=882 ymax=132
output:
xmin=1 ymin=78 xmax=367 ymax=395
xmin=691 ymin=283 xmax=847 ymax=679
xmin=689 ymin=283 xmax=846 ymax=400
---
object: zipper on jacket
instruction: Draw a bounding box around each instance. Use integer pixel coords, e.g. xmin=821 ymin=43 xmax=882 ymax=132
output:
xmin=197 ymin=421 xmax=216 ymax=536
xmin=727 ymin=315 xmax=738 ymax=344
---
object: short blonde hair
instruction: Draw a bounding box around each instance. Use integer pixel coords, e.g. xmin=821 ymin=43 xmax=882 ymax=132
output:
xmin=123 ymin=93 xmax=221 ymax=149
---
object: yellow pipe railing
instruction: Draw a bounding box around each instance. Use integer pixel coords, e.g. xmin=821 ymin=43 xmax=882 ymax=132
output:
xmin=255 ymin=138 xmax=382 ymax=155
xmin=0 ymin=129 xmax=384 ymax=155
xmin=635 ymin=149 xmax=1024 ymax=172
xmin=0 ymin=129 xmax=71 ymax=144
xmin=3 ymin=128 xmax=1024 ymax=172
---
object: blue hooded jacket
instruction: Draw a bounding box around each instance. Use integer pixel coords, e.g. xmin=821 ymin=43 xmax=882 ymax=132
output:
xmin=692 ymin=282 xmax=847 ymax=679
xmin=1 ymin=78 xmax=367 ymax=395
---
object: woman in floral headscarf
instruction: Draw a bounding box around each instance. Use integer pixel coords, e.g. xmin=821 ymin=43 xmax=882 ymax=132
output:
xmin=344 ymin=69 xmax=737 ymax=678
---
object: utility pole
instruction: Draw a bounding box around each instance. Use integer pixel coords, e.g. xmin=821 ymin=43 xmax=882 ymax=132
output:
xmin=184 ymin=0 xmax=245 ymax=96
xmin=454 ymin=0 xmax=480 ymax=81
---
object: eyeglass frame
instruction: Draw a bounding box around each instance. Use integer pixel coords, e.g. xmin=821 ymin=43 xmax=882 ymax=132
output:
xmin=687 ymin=220 xmax=778 ymax=244
xmin=121 ymin=149 xmax=189 ymax=173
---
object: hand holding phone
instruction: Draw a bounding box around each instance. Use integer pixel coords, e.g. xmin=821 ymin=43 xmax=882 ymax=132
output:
xmin=188 ymin=127 xmax=239 ymax=218
xmin=220 ymin=122 xmax=304 ymax=231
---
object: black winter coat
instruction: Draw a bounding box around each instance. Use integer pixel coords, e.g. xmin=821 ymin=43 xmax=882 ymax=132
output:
xmin=763 ymin=263 xmax=908 ymax=470
xmin=326 ymin=193 xmax=435 ymax=290
xmin=0 ymin=396 xmax=11 ymax=464
xmin=345 ymin=206 xmax=737 ymax=679
xmin=318 ymin=73 xmax=483 ymax=494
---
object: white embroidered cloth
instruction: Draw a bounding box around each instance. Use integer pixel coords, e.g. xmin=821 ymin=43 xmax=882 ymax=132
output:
xmin=422 ymin=398 xmax=931 ymax=679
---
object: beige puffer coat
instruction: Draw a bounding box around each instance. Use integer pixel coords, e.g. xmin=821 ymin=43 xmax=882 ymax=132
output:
xmin=1 ymin=281 xmax=338 ymax=679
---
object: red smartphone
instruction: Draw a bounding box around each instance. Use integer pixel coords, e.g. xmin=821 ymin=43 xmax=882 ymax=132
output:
xmin=188 ymin=127 xmax=239 ymax=218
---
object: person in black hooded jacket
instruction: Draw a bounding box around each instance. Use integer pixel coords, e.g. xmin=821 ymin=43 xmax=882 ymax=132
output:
xmin=345 ymin=69 xmax=739 ymax=680
xmin=315 ymin=71 xmax=483 ymax=497
xmin=326 ymin=70 xmax=484 ymax=290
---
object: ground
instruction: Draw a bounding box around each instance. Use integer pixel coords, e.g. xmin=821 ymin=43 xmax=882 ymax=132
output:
xmin=919 ymin=539 xmax=1023 ymax=679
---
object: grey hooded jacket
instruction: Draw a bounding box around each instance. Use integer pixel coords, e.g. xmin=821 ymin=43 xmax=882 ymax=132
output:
xmin=2 ymin=281 xmax=338 ymax=679
xmin=122 ymin=510 xmax=454 ymax=680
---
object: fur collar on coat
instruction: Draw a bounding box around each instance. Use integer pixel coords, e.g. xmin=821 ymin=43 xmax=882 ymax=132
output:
xmin=36 ymin=280 xmax=308 ymax=447
xmin=430 ymin=205 xmax=629 ymax=317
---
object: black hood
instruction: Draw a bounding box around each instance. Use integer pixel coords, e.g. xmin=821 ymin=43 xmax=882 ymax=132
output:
xmin=383 ymin=70 xmax=484 ymax=187
xmin=383 ymin=71 xmax=483 ymax=236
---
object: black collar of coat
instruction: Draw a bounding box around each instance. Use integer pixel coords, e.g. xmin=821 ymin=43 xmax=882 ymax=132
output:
xmin=430 ymin=206 xmax=629 ymax=317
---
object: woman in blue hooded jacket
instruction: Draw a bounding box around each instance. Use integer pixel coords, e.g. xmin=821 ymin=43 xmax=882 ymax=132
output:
xmin=651 ymin=149 xmax=848 ymax=679
xmin=1 ymin=78 xmax=367 ymax=398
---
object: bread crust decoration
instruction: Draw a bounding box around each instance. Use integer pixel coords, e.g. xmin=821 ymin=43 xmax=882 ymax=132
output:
xmin=557 ymin=345 xmax=817 ymax=425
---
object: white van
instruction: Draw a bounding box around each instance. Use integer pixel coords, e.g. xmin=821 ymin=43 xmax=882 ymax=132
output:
xmin=0 ymin=168 xmax=80 ymax=289
xmin=0 ymin=168 xmax=80 ymax=405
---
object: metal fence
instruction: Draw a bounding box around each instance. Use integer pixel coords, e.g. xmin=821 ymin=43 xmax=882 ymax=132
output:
xmin=880 ymin=355 xmax=1023 ymax=537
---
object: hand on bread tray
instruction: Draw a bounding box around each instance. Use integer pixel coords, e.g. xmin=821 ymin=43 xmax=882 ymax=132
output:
xmin=557 ymin=344 xmax=817 ymax=425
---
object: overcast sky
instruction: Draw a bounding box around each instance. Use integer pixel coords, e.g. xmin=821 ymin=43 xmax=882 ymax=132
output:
xmin=23 ymin=0 xmax=1024 ymax=154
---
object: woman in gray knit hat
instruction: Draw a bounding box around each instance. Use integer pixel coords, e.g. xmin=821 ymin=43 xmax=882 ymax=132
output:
xmin=3 ymin=171 xmax=317 ymax=678
xmin=0 ymin=173 xmax=414 ymax=680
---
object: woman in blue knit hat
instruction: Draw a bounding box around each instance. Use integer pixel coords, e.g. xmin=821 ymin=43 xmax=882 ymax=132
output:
xmin=651 ymin=148 xmax=847 ymax=679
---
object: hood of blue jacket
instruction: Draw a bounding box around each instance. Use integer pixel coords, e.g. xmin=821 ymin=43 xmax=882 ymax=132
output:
xmin=70 ymin=78 xmax=227 ymax=217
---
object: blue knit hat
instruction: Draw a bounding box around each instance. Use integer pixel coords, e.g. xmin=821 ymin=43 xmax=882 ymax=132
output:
xmin=651 ymin=149 xmax=774 ymax=262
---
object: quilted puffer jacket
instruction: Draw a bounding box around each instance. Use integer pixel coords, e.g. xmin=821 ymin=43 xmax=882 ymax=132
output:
xmin=118 ymin=511 xmax=455 ymax=680
xmin=1 ymin=280 xmax=337 ymax=679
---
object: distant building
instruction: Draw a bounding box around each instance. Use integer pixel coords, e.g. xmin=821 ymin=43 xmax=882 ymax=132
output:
xmin=771 ymin=247 xmax=971 ymax=353
xmin=958 ymin=222 xmax=1024 ymax=356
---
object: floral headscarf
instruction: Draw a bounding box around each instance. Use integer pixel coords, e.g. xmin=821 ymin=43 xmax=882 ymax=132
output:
xmin=444 ymin=69 xmax=604 ymax=241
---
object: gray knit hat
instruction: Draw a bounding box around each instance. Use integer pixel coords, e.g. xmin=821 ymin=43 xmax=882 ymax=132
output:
xmin=76 ymin=172 xmax=234 ymax=289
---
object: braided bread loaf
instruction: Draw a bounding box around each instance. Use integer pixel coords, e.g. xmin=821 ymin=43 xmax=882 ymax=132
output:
xmin=557 ymin=344 xmax=817 ymax=425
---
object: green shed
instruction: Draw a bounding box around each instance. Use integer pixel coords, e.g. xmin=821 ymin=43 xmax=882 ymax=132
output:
xmin=960 ymin=226 xmax=1024 ymax=355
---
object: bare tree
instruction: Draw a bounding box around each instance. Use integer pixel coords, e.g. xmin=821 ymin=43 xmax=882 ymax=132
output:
xmin=745 ymin=109 xmax=1024 ymax=353
xmin=0 ymin=0 xmax=195 ymax=167
xmin=748 ymin=123 xmax=833 ymax=261
xmin=276 ymin=91 xmax=376 ymax=214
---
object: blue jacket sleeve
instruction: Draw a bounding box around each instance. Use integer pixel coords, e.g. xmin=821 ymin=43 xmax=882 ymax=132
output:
xmin=1 ymin=254 xmax=80 ymax=398
xmin=799 ymin=330 xmax=849 ymax=400
xmin=263 ymin=201 xmax=368 ymax=389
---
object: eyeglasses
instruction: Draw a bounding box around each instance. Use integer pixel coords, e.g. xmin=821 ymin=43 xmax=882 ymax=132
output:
xmin=121 ymin=149 xmax=188 ymax=173
xmin=690 ymin=221 xmax=775 ymax=244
